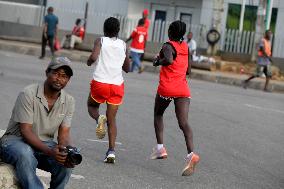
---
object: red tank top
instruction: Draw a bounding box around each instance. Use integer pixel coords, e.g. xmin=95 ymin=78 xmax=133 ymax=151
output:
xmin=157 ymin=40 xmax=190 ymax=97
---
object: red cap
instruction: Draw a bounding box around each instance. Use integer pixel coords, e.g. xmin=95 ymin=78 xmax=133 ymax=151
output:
xmin=143 ymin=9 xmax=149 ymax=15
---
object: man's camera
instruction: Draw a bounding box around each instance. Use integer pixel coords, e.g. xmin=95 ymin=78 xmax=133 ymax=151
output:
xmin=64 ymin=146 xmax=82 ymax=166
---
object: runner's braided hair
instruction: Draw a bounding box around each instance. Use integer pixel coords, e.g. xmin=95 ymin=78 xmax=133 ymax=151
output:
xmin=104 ymin=17 xmax=120 ymax=38
xmin=168 ymin=20 xmax=186 ymax=42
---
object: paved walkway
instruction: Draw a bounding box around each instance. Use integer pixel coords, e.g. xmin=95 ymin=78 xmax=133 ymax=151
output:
xmin=0 ymin=38 xmax=283 ymax=93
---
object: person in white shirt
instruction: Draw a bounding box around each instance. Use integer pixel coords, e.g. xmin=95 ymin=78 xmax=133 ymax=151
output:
xmin=187 ymin=32 xmax=215 ymax=64
xmin=86 ymin=17 xmax=130 ymax=164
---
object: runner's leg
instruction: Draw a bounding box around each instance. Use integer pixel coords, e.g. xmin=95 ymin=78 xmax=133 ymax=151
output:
xmin=154 ymin=94 xmax=171 ymax=144
xmin=106 ymin=104 xmax=119 ymax=150
xmin=87 ymin=93 xmax=100 ymax=122
xmin=174 ymin=97 xmax=193 ymax=153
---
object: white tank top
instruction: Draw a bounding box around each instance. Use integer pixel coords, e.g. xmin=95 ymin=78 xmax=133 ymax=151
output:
xmin=92 ymin=37 xmax=126 ymax=85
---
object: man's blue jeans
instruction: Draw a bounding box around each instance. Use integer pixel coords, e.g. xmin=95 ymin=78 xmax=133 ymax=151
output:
xmin=0 ymin=136 xmax=72 ymax=189
xmin=130 ymin=51 xmax=142 ymax=72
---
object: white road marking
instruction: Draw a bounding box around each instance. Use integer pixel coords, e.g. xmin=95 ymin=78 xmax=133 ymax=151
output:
xmin=245 ymin=104 xmax=284 ymax=114
xmin=71 ymin=174 xmax=85 ymax=179
xmin=87 ymin=138 xmax=122 ymax=145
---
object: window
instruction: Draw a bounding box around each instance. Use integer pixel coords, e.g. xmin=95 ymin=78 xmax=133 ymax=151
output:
xmin=226 ymin=3 xmax=278 ymax=32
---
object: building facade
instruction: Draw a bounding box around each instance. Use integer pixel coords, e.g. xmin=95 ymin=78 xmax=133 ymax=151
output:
xmin=0 ymin=0 xmax=283 ymax=57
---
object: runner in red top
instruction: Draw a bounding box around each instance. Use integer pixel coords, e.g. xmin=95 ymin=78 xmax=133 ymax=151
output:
xmin=126 ymin=19 xmax=147 ymax=73
xmin=151 ymin=21 xmax=200 ymax=176
xmin=158 ymin=40 xmax=190 ymax=97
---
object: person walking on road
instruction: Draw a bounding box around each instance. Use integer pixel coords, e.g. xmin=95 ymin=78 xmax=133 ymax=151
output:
xmin=39 ymin=6 xmax=58 ymax=59
xmin=151 ymin=21 xmax=200 ymax=176
xmin=0 ymin=57 xmax=76 ymax=189
xmin=243 ymin=30 xmax=273 ymax=91
xmin=126 ymin=18 xmax=148 ymax=73
xmin=87 ymin=17 xmax=130 ymax=164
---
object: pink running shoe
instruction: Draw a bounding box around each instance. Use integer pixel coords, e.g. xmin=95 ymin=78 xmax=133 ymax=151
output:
xmin=150 ymin=147 xmax=168 ymax=159
xmin=182 ymin=153 xmax=200 ymax=176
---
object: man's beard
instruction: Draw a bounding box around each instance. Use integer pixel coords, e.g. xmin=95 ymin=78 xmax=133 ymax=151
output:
xmin=49 ymin=83 xmax=63 ymax=92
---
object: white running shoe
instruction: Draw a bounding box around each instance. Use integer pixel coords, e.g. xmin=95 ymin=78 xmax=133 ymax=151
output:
xmin=96 ymin=115 xmax=107 ymax=139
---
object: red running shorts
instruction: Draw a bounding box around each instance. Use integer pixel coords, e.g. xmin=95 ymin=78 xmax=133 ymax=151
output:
xmin=90 ymin=80 xmax=124 ymax=105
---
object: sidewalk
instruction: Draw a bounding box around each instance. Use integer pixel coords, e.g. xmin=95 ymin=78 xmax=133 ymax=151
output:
xmin=0 ymin=38 xmax=283 ymax=93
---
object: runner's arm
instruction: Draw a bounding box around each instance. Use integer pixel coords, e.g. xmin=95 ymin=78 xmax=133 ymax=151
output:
xmin=187 ymin=47 xmax=191 ymax=77
xmin=87 ymin=38 xmax=101 ymax=66
xmin=158 ymin=44 xmax=174 ymax=66
xmin=123 ymin=48 xmax=130 ymax=73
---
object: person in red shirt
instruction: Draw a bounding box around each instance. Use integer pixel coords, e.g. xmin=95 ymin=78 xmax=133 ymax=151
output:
xmin=61 ymin=18 xmax=85 ymax=49
xmin=139 ymin=9 xmax=151 ymax=62
xmin=126 ymin=19 xmax=147 ymax=73
xmin=142 ymin=9 xmax=150 ymax=32
xmin=151 ymin=21 xmax=200 ymax=176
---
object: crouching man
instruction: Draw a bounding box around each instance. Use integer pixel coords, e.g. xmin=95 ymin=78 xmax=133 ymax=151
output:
xmin=0 ymin=57 xmax=76 ymax=189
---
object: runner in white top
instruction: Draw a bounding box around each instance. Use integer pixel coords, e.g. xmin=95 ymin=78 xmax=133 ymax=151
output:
xmin=86 ymin=17 xmax=130 ymax=164
xmin=93 ymin=37 xmax=127 ymax=85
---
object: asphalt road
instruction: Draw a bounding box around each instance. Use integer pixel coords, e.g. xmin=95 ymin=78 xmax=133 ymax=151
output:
xmin=0 ymin=50 xmax=283 ymax=189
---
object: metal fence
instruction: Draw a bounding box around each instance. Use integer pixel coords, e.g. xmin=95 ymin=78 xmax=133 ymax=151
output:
xmin=222 ymin=29 xmax=256 ymax=54
xmin=222 ymin=28 xmax=284 ymax=58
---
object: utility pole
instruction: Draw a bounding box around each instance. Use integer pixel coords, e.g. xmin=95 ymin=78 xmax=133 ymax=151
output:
xmin=239 ymin=0 xmax=246 ymax=32
xmin=237 ymin=0 xmax=246 ymax=52
xmin=251 ymin=0 xmax=267 ymax=62
xmin=265 ymin=0 xmax=273 ymax=30
xmin=83 ymin=2 xmax=89 ymax=40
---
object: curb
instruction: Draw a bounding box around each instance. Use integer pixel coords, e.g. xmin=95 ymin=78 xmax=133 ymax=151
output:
xmin=0 ymin=39 xmax=283 ymax=93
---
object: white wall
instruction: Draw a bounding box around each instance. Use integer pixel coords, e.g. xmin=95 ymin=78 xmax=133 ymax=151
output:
xmin=0 ymin=1 xmax=43 ymax=26
xmin=127 ymin=0 xmax=202 ymax=24
xmin=47 ymin=0 xmax=128 ymax=16
xmin=46 ymin=0 xmax=129 ymax=33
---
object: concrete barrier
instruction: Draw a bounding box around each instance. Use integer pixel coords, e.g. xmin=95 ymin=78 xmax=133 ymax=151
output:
xmin=0 ymin=162 xmax=20 ymax=189
xmin=0 ymin=130 xmax=20 ymax=188
xmin=0 ymin=130 xmax=48 ymax=189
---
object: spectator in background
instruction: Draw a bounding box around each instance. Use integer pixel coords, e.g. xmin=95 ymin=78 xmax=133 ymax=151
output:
xmin=187 ymin=32 xmax=215 ymax=64
xmin=61 ymin=18 xmax=85 ymax=50
xmin=142 ymin=9 xmax=150 ymax=32
xmin=140 ymin=9 xmax=151 ymax=62
xmin=126 ymin=19 xmax=147 ymax=73
xmin=39 ymin=7 xmax=58 ymax=59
